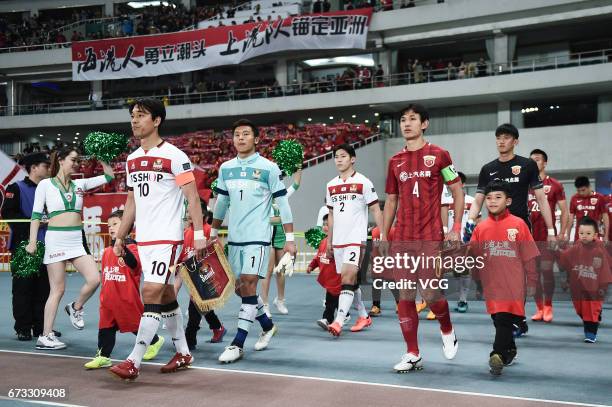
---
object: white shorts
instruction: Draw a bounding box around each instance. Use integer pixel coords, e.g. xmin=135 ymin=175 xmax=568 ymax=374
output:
xmin=332 ymin=246 xmax=362 ymax=274
xmin=44 ymin=228 xmax=89 ymax=264
xmin=138 ymin=243 xmax=182 ymax=285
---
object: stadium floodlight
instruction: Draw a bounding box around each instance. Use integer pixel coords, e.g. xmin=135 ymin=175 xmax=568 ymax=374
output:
xmin=307 ymin=118 xmax=312 ymax=122
xmin=365 ymin=119 xmax=369 ymax=123
xmin=303 ymin=55 xmax=375 ymax=67
xmin=374 ymin=112 xmax=379 ymax=117
xmin=329 ymin=116 xmax=334 ymax=120
xmin=56 ymin=137 xmax=60 ymax=141
xmin=39 ymin=134 xmax=43 ymax=137
xmin=76 ymin=132 xmax=80 ymax=135
xmin=57 ymin=133 xmax=61 ymax=136
xmin=352 ymin=115 xmax=356 ymax=118
xmin=127 ymin=1 xmax=175 ymax=9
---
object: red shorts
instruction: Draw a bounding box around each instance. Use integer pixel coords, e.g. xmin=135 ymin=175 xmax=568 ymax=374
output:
xmin=99 ymin=301 xmax=143 ymax=333
xmin=389 ymin=241 xmax=440 ymax=283
xmin=572 ymin=300 xmax=603 ymax=323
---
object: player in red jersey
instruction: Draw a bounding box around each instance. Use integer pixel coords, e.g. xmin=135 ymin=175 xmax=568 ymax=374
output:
xmin=382 ymin=104 xmax=464 ymax=372
xmin=569 ymin=176 xmax=609 ymax=242
xmin=84 ymin=210 xmax=164 ymax=369
xmin=527 ymin=149 xmax=569 ymax=323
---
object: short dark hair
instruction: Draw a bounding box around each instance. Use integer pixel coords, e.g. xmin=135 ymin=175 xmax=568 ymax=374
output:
xmin=232 ymin=119 xmax=258 ymax=137
xmin=578 ymin=216 xmax=599 ymax=233
xmin=322 ymin=214 xmax=328 ymax=222
xmin=458 ymin=171 xmax=466 ymax=184
xmin=129 ymin=98 xmax=166 ymax=127
xmin=495 ymin=123 xmax=519 ymax=139
xmin=530 ymin=148 xmax=548 ymax=162
xmin=108 ymin=209 xmax=124 ymax=220
xmin=399 ymin=103 xmax=429 ymax=122
xmin=574 ymin=176 xmax=590 ymax=189
xmin=333 ymin=143 xmax=356 ymax=158
xmin=484 ymin=180 xmax=512 ymax=197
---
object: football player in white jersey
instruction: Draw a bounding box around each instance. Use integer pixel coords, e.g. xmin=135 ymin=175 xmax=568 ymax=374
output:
xmin=110 ymin=98 xmax=206 ymax=381
xmin=441 ymin=172 xmax=477 ymax=313
xmin=325 ymin=144 xmax=384 ymax=337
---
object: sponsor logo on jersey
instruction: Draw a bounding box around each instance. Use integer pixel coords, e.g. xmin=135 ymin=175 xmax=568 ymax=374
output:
xmin=423 ymin=155 xmax=436 ymax=168
xmin=140 ymin=160 xmax=148 ymax=167
xmin=153 ymin=159 xmax=163 ymax=171
xmin=511 ymin=165 xmax=521 ymax=175
xmin=590 ymin=198 xmax=598 ymax=205
xmin=399 ymin=171 xmax=408 ymax=182
xmin=341 ymin=186 xmax=347 ymax=192
xmin=240 ymin=171 xmax=247 ymax=177
xmin=253 ymin=169 xmax=261 ymax=180
xmin=507 ymin=228 xmax=519 ymax=242
xmin=544 ymin=185 xmax=551 ymax=194
xmin=593 ymin=257 xmax=602 ymax=268
xmin=182 ymin=162 xmax=191 ymax=171
xmin=228 ymin=172 xmax=234 ymax=178
xmin=131 ymin=162 xmax=136 ymax=170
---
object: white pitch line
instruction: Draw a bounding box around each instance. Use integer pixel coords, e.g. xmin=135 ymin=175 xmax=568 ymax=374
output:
xmin=0 ymin=349 xmax=609 ymax=407
xmin=0 ymin=395 xmax=86 ymax=407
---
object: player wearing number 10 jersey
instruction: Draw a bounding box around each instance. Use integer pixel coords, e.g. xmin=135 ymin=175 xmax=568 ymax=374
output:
xmin=383 ymin=104 xmax=465 ymax=372
xmin=111 ymin=98 xmax=206 ymax=381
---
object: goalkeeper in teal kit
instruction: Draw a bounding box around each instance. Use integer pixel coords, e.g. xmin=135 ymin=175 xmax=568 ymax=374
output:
xmin=212 ymin=119 xmax=297 ymax=363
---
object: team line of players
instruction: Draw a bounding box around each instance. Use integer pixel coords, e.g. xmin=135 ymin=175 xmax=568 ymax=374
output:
xmin=30 ymin=98 xmax=609 ymax=380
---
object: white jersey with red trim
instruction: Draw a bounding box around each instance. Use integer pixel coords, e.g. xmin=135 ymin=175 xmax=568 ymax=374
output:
xmin=441 ymin=185 xmax=474 ymax=240
xmin=326 ymin=171 xmax=378 ymax=248
xmin=126 ymin=141 xmax=194 ymax=244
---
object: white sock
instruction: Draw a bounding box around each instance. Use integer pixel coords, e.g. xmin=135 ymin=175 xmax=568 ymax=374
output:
xmin=353 ymin=287 xmax=368 ymax=318
xmin=237 ymin=303 xmax=258 ymax=332
xmin=128 ymin=312 xmax=160 ymax=368
xmin=459 ymin=276 xmax=470 ymax=302
xmin=163 ymin=307 xmax=190 ymax=355
xmin=334 ymin=289 xmax=355 ymax=326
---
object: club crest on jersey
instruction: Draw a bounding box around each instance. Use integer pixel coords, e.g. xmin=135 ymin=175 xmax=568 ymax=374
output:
xmin=341 ymin=186 xmax=347 ymax=192
xmin=64 ymin=193 xmax=73 ymax=202
xmin=511 ymin=165 xmax=521 ymax=175
xmin=140 ymin=160 xmax=148 ymax=167
xmin=350 ymin=184 xmax=357 ymax=192
xmin=240 ymin=171 xmax=247 ymax=177
xmin=399 ymin=171 xmax=409 ymax=182
xmin=507 ymin=228 xmax=519 ymax=242
xmin=423 ymin=155 xmax=436 ymax=168
xmin=153 ymin=159 xmax=163 ymax=171
xmin=253 ymin=169 xmax=261 ymax=180
xmin=590 ymin=198 xmax=598 ymax=205
xmin=593 ymin=257 xmax=602 ymax=268
xmin=118 ymin=257 xmax=126 ymax=267
xmin=544 ymin=185 xmax=551 ymax=194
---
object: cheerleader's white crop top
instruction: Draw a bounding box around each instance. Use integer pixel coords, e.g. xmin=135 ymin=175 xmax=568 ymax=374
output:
xmin=31 ymin=174 xmax=114 ymax=220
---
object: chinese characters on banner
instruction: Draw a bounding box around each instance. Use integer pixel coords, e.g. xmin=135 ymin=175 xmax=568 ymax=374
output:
xmin=71 ymin=9 xmax=372 ymax=81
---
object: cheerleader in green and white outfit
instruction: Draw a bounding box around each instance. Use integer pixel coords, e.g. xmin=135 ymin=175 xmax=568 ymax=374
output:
xmin=260 ymin=168 xmax=302 ymax=315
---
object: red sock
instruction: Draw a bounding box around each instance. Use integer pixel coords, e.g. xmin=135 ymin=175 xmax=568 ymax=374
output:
xmin=429 ymin=299 xmax=453 ymax=334
xmin=397 ymin=300 xmax=419 ymax=355
xmin=535 ymin=300 xmax=544 ymax=310
xmin=544 ymin=299 xmax=553 ymax=307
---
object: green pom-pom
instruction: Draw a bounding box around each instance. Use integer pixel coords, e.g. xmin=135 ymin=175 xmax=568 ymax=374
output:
xmin=305 ymin=227 xmax=327 ymax=249
xmin=272 ymin=140 xmax=303 ymax=176
xmin=211 ymin=178 xmax=218 ymax=191
xmin=84 ymin=131 xmax=129 ymax=162
xmin=10 ymin=240 xmax=45 ymax=278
